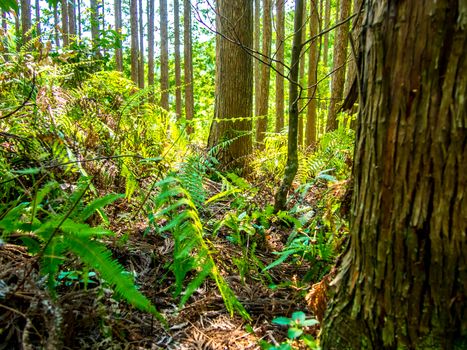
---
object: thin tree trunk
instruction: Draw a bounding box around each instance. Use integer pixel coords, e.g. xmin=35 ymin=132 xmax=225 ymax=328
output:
xmin=255 ymin=0 xmax=272 ymax=148
xmin=102 ymin=0 xmax=107 ymax=56
xmin=274 ymin=0 xmax=304 ymax=211
xmin=61 ymin=0 xmax=69 ymax=46
xmin=297 ymin=0 xmax=307 ymax=148
xmin=147 ymin=0 xmax=154 ymax=92
xmin=305 ymin=0 xmax=319 ymax=147
xmin=275 ymin=0 xmax=285 ymax=132
xmin=138 ymin=0 xmax=144 ymax=88
xmin=326 ymin=0 xmax=350 ymax=131
xmin=208 ymin=0 xmax=253 ymax=172
xmin=35 ymin=0 xmax=40 ymax=38
xmin=183 ymin=0 xmax=194 ymax=134
xmin=53 ymin=2 xmax=60 ymax=47
xmin=77 ymin=0 xmax=82 ymax=39
xmin=130 ymin=0 xmax=139 ymax=85
xmin=160 ymin=0 xmax=169 ymax=111
xmin=321 ymin=1 xmax=467 ymax=347
xmin=174 ymin=0 xmax=182 ymax=119
xmin=115 ymin=0 xmax=123 ymax=71
xmin=323 ymin=0 xmax=330 ymax=67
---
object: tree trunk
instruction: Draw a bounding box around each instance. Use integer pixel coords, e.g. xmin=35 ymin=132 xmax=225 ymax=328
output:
xmin=275 ymin=0 xmax=285 ymax=132
xmin=207 ymin=0 xmax=253 ymax=172
xmin=255 ymin=0 xmax=272 ymax=148
xmin=77 ymin=0 xmax=82 ymax=39
xmin=35 ymin=0 xmax=40 ymax=38
xmin=322 ymin=0 xmax=330 ymax=67
xmin=147 ymin=0 xmax=155 ymax=91
xmin=274 ymin=0 xmax=304 ymax=211
xmin=138 ymin=0 xmax=144 ymax=88
xmin=101 ymin=0 xmax=106 ymax=56
xmin=90 ymin=0 xmax=99 ymax=53
xmin=53 ymin=2 xmax=60 ymax=47
xmin=183 ymin=0 xmax=194 ymax=134
xmin=321 ymin=1 xmax=467 ymax=348
xmin=68 ymin=0 xmax=76 ymax=43
xmin=325 ymin=0 xmax=350 ymax=131
xmin=297 ymin=0 xmax=307 ymax=148
xmin=305 ymin=0 xmax=319 ymax=147
xmin=130 ymin=0 xmax=139 ymax=85
xmin=254 ymin=0 xmax=260 ymax=118
xmin=160 ymin=0 xmax=169 ymax=111
xmin=61 ymin=0 xmax=69 ymax=46
xmin=174 ymin=0 xmax=182 ymax=119
xmin=20 ymin=0 xmax=31 ymax=44
xmin=115 ymin=0 xmax=123 ymax=71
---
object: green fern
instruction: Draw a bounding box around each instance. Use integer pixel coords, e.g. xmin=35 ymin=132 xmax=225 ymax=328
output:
xmin=152 ymin=176 xmax=250 ymax=320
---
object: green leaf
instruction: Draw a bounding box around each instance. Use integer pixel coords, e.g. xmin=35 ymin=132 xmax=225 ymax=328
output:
xmin=12 ymin=167 xmax=42 ymax=175
xmin=287 ymin=327 xmax=303 ymax=339
xmin=272 ymin=317 xmax=292 ymax=326
xmin=292 ymin=311 xmax=306 ymax=324
xmin=79 ymin=193 xmax=124 ymax=222
xmin=302 ymin=318 xmax=320 ymax=327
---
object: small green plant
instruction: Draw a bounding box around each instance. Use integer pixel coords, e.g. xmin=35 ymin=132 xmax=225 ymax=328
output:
xmin=260 ymin=311 xmax=320 ymax=350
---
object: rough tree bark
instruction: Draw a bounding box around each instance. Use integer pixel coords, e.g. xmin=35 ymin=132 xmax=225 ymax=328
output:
xmin=326 ymin=0 xmax=350 ymax=131
xmin=34 ymin=0 xmax=40 ymax=37
xmin=90 ymin=0 xmax=99 ymax=53
xmin=160 ymin=0 xmax=169 ymax=111
xmin=274 ymin=0 xmax=304 ymax=211
xmin=183 ymin=0 xmax=194 ymax=134
xmin=68 ymin=0 xmax=76 ymax=43
xmin=207 ymin=0 xmax=253 ymax=172
xmin=322 ymin=0 xmax=330 ymax=66
xmin=174 ymin=0 xmax=182 ymax=119
xmin=115 ymin=0 xmax=123 ymax=71
xmin=130 ymin=0 xmax=139 ymax=85
xmin=255 ymin=0 xmax=272 ymax=148
xmin=275 ymin=0 xmax=285 ymax=132
xmin=305 ymin=0 xmax=319 ymax=147
xmin=297 ymin=0 xmax=307 ymax=147
xmin=20 ymin=0 xmax=31 ymax=44
xmin=321 ymin=1 xmax=467 ymax=348
xmin=254 ymin=0 xmax=261 ymax=124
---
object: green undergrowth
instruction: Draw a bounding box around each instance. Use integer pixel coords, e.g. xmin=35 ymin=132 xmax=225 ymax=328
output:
xmin=1 ymin=48 xmax=354 ymax=348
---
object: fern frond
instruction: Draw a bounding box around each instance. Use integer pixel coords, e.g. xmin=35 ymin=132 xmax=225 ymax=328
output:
xmin=65 ymin=233 xmax=165 ymax=322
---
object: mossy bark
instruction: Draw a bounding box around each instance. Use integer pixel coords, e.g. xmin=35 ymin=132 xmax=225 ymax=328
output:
xmin=321 ymin=0 xmax=467 ymax=348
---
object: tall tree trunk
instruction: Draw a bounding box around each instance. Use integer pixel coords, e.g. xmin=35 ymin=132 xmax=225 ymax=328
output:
xmin=255 ymin=0 xmax=272 ymax=148
xmin=305 ymin=0 xmax=319 ymax=147
xmin=20 ymin=0 xmax=31 ymax=44
xmin=174 ymin=0 xmax=182 ymax=119
xmin=183 ymin=0 xmax=194 ymax=134
xmin=322 ymin=0 xmax=331 ymax=67
xmin=101 ymin=0 xmax=106 ymax=56
xmin=297 ymin=0 xmax=307 ymax=148
xmin=77 ymin=0 xmax=82 ymax=39
xmin=160 ymin=0 xmax=169 ymax=111
xmin=130 ymin=0 xmax=139 ymax=85
xmin=147 ymin=0 xmax=155 ymax=92
xmin=254 ymin=0 xmax=260 ymax=117
xmin=208 ymin=0 xmax=253 ymax=172
xmin=90 ymin=0 xmax=99 ymax=53
xmin=34 ymin=0 xmax=40 ymax=38
xmin=325 ymin=0 xmax=350 ymax=131
xmin=138 ymin=0 xmax=144 ymax=88
xmin=275 ymin=0 xmax=285 ymax=132
xmin=61 ymin=0 xmax=69 ymax=46
xmin=321 ymin=1 xmax=467 ymax=348
xmin=274 ymin=0 xmax=304 ymax=211
xmin=115 ymin=0 xmax=123 ymax=71
xmin=53 ymin=2 xmax=60 ymax=47
xmin=68 ymin=0 xmax=76 ymax=43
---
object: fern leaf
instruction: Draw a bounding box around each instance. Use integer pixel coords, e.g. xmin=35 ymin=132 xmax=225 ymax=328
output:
xmin=65 ymin=234 xmax=165 ymax=323
xmin=79 ymin=193 xmax=124 ymax=222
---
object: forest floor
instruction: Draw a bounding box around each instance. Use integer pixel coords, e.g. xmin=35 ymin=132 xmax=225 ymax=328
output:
xmin=1 ymin=175 xmax=340 ymax=349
